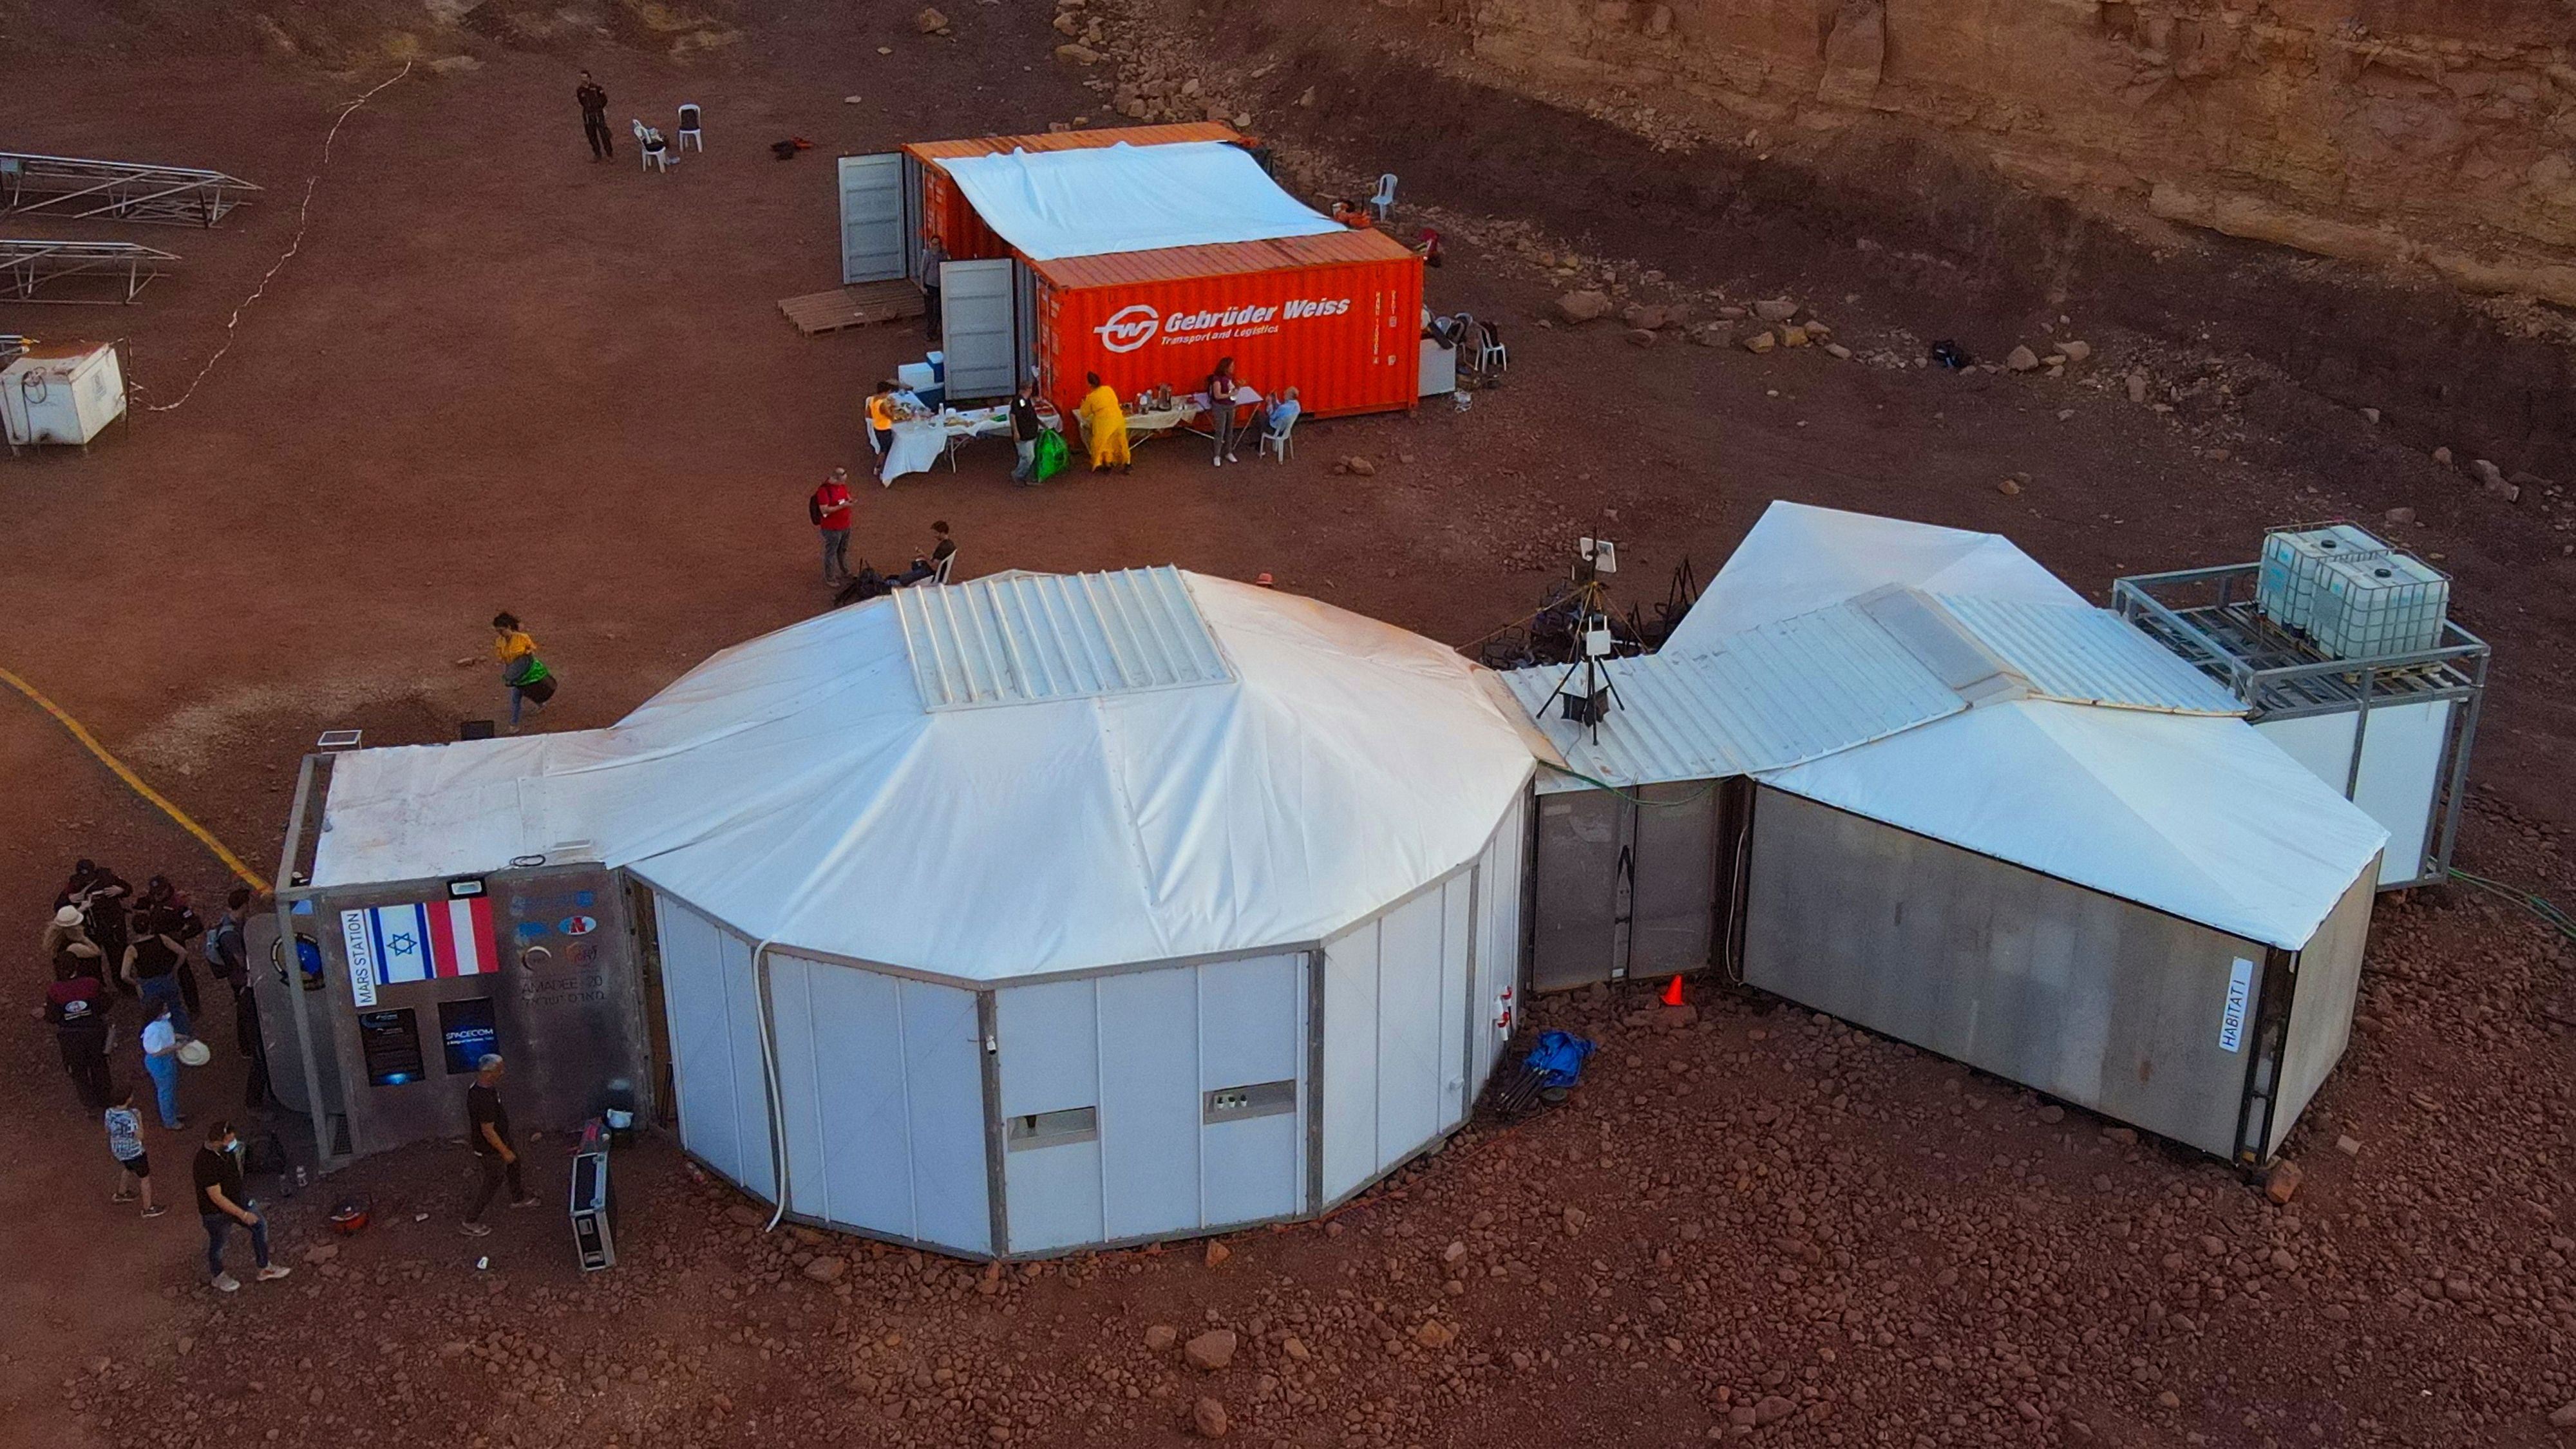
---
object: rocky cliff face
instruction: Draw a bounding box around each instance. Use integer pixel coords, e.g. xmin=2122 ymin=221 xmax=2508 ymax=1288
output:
xmin=1468 ymin=0 xmax=2576 ymax=303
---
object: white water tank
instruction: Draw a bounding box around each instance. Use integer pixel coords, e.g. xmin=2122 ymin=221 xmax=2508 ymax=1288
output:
xmin=3 ymin=340 xmax=126 ymax=450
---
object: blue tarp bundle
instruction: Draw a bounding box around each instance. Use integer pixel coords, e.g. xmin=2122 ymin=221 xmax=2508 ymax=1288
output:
xmin=1523 ymin=1031 xmax=1595 ymax=1089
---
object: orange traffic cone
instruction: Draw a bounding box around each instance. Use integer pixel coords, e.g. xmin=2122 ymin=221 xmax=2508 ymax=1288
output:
xmin=1660 ymin=974 xmax=1685 ymax=1007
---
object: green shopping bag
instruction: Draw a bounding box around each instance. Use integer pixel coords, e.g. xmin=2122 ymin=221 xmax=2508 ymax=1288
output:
xmin=1033 ymin=428 xmax=1070 ymax=482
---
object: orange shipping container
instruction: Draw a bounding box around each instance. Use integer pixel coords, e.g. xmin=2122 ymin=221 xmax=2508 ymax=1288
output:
xmin=1030 ymin=228 xmax=1423 ymax=423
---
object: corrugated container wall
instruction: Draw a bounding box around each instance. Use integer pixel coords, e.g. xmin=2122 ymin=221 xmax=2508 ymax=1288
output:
xmin=1034 ymin=251 xmax=1422 ymax=422
xmin=919 ymin=167 xmax=1006 ymax=263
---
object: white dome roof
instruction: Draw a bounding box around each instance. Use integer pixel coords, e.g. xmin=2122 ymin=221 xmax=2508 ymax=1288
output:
xmin=313 ymin=570 xmax=1539 ymax=980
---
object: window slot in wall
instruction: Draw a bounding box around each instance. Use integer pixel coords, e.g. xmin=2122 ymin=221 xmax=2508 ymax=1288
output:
xmin=1006 ymin=1105 xmax=1097 ymax=1150
xmin=1203 ymin=1079 xmax=1295 ymax=1124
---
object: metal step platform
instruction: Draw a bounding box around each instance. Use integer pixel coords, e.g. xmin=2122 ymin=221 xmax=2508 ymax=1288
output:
xmin=1 ymin=152 xmax=260 ymax=227
xmin=0 ymin=238 xmax=178 ymax=303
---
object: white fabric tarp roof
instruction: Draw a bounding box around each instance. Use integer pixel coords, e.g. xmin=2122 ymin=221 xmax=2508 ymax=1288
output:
xmin=1757 ymin=698 xmax=2387 ymax=949
xmin=936 ymin=141 xmax=1342 ymax=261
xmin=310 ymin=573 xmax=1537 ymax=982
xmin=1667 ymin=500 xmax=2086 ymax=650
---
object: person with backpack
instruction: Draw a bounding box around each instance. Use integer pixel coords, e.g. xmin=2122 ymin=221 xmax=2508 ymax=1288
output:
xmin=491 ymin=612 xmax=556 ymax=727
xmin=810 ymin=466 xmax=855 ymax=583
xmin=40 ymin=954 xmax=114 ymax=1111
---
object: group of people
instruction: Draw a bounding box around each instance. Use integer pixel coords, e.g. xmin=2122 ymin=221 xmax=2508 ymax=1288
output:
xmin=39 ymin=861 xmax=268 ymax=1128
xmin=1075 ymin=358 xmax=1302 ymax=474
xmin=808 ymin=469 xmax=960 ymax=598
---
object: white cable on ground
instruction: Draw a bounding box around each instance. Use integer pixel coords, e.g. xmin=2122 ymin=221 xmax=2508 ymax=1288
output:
xmin=143 ymin=59 xmax=413 ymax=413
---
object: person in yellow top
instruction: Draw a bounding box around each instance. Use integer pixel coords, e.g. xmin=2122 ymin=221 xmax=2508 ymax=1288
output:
xmin=1077 ymin=371 xmax=1131 ymax=473
xmin=866 ymin=381 xmax=898 ymax=475
xmin=490 ymin=612 xmax=556 ymax=727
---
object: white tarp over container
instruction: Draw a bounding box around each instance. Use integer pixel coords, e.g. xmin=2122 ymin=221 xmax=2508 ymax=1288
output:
xmin=934 ymin=141 xmax=1342 ymax=261
xmin=1665 ymin=500 xmax=2085 ymax=649
xmin=1759 ymin=698 xmax=2387 ymax=950
xmin=311 ymin=568 xmax=1540 ymax=1256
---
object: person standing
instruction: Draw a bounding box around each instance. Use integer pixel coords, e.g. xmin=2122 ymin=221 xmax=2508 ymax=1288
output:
xmin=810 ymin=467 xmax=855 ymax=583
xmin=208 ymin=889 xmax=271 ymax=1110
xmin=105 ymin=1091 xmax=164 ymax=1218
xmin=866 ymin=381 xmax=899 ymax=474
xmin=58 ymin=861 xmax=132 ymax=996
xmin=917 ymin=234 xmax=948 ymax=341
xmin=139 ymin=877 xmax=207 ymax=1022
xmin=41 ymin=958 xmax=114 ymax=1111
xmin=1008 ymin=381 xmax=1045 ymax=485
xmin=576 ymin=70 xmax=613 ymax=162
xmin=140 ymin=999 xmax=185 ymax=1130
xmin=194 ymin=1121 xmax=290 ymax=1292
xmin=460 ymin=1054 xmax=538 ymax=1236
xmin=1079 ymin=372 xmax=1132 ymax=473
xmin=491 ymin=612 xmax=557 ymax=727
xmin=122 ymin=905 xmax=191 ymax=1039
xmin=1205 ymin=357 xmax=1246 ymax=467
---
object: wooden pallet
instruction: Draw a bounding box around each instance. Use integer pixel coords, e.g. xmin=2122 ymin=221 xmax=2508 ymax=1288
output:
xmin=778 ymin=281 xmax=925 ymax=336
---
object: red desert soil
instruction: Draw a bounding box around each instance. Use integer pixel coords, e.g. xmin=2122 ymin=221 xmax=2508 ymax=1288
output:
xmin=0 ymin=7 xmax=2570 ymax=1448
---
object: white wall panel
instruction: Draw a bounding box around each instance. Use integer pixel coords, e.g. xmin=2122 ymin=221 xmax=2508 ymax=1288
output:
xmin=1098 ymin=968 xmax=1202 ymax=1240
xmin=716 ymin=928 xmax=776 ymax=1201
xmin=1374 ymin=889 xmax=1448 ymax=1172
xmin=898 ymin=979 xmax=991 ymax=1256
xmin=1198 ymin=954 xmax=1305 ymax=1226
xmin=998 ymin=978 xmax=1105 ymax=1253
xmin=655 ymin=896 xmax=753 ymax=1191
xmin=1438 ymin=876 xmax=1474 ymax=1128
xmin=1470 ymin=791 xmax=1527 ymax=1094
xmin=1321 ymin=920 xmax=1381 ymax=1203
xmin=784 ymin=958 xmax=915 ymax=1239
xmin=2257 ymin=701 xmax=2452 ymax=886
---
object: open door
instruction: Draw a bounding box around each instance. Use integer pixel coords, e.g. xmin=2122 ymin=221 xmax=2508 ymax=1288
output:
xmin=940 ymin=257 xmax=1024 ymax=401
xmin=837 ymin=153 xmax=912 ymax=285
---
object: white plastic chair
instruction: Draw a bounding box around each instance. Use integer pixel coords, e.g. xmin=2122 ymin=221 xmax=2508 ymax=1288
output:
xmin=933 ymin=548 xmax=958 ymax=585
xmin=1473 ymin=320 xmax=1509 ymax=376
xmin=676 ymin=104 xmax=703 ymax=152
xmin=634 ymin=121 xmax=672 ymax=173
xmin=1259 ymin=411 xmax=1297 ymax=462
xmin=1368 ymin=173 xmax=1397 ymax=220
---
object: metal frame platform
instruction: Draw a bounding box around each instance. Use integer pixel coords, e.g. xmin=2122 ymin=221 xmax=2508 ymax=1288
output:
xmin=1 ymin=152 xmax=259 ymax=227
xmin=2114 ymin=560 xmax=2490 ymax=888
xmin=0 ymin=238 xmax=176 ymax=303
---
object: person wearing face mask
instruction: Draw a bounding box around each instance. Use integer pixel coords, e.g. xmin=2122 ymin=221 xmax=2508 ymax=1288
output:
xmin=194 ymin=1120 xmax=292 ymax=1293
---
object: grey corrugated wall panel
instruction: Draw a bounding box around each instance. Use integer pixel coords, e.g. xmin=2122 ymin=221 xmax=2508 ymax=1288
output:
xmin=1741 ymin=787 xmax=2274 ymax=1159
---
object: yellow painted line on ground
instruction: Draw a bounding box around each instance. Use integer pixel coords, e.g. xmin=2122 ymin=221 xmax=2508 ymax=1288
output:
xmin=0 ymin=665 xmax=270 ymax=892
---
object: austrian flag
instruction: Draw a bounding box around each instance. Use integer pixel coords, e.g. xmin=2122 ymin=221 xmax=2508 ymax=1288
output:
xmin=342 ymin=898 xmax=499 ymax=994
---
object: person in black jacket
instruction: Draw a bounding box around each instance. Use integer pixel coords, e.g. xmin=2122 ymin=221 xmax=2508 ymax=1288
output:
xmin=1009 ymin=382 xmax=1045 ymax=486
xmin=576 ymin=71 xmax=613 ymax=161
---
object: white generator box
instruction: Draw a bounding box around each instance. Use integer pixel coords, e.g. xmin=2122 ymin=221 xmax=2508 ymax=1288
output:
xmin=3 ymin=341 xmax=126 ymax=450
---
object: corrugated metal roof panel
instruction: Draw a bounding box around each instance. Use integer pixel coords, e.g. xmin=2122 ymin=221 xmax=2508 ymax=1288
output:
xmin=1502 ymin=603 xmax=1966 ymax=791
xmin=894 ymin=567 xmax=1234 ymax=711
xmin=1931 ymin=595 xmax=2246 ymax=715
xmin=1029 ymin=227 xmax=1417 ymax=290
xmin=904 ymin=123 xmax=1238 ymax=165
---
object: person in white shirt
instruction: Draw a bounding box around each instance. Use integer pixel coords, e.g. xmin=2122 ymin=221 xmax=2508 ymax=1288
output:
xmin=140 ymin=1001 xmax=185 ymax=1130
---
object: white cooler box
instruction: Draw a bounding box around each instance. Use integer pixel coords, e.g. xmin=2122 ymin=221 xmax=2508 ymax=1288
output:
xmin=4 ymin=341 xmax=127 ymax=450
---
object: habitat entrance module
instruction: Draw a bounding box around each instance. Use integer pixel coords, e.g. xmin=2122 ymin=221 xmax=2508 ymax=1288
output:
xmin=0 ymin=238 xmax=176 ymax=303
xmin=2114 ymin=524 xmax=2489 ymax=891
xmin=0 ymin=152 xmax=260 ymax=226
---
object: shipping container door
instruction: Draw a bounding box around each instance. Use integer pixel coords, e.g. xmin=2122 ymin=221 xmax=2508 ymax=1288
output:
xmin=838 ymin=153 xmax=907 ymax=285
xmin=1530 ymin=789 xmax=1624 ymax=991
xmin=940 ymin=258 xmax=1021 ymax=401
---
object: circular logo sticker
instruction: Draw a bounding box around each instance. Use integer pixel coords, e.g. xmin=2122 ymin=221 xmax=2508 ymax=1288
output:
xmin=558 ymin=914 xmax=599 ymax=937
xmin=1094 ymin=303 xmax=1160 ymax=354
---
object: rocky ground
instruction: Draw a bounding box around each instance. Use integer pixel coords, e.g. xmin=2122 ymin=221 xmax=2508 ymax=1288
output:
xmin=50 ymin=828 xmax=2574 ymax=1448
xmin=3 ymin=3 xmax=2575 ymax=1448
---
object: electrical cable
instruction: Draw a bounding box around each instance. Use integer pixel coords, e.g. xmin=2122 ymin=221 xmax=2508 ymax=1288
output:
xmin=140 ymin=60 xmax=413 ymax=415
xmin=2446 ymin=866 xmax=2576 ymax=944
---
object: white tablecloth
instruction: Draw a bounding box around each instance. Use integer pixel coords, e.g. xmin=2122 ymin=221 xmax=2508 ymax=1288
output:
xmin=881 ymin=406 xmax=1012 ymax=484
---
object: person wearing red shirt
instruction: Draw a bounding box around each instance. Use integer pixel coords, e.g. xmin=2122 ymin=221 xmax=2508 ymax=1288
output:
xmin=809 ymin=467 xmax=855 ymax=584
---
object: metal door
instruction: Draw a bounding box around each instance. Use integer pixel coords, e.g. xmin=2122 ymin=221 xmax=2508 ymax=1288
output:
xmin=1530 ymin=789 xmax=1624 ymax=992
xmin=837 ymin=152 xmax=909 ymax=285
xmin=1630 ymin=782 xmax=1719 ymax=974
xmin=940 ymin=257 xmax=1021 ymax=400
